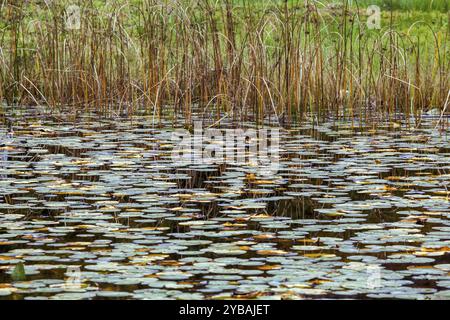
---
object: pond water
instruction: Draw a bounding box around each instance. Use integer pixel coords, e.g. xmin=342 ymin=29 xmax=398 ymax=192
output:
xmin=1 ymin=108 xmax=450 ymax=300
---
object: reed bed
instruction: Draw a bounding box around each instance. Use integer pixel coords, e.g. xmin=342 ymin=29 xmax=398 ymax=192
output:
xmin=0 ymin=0 xmax=449 ymax=126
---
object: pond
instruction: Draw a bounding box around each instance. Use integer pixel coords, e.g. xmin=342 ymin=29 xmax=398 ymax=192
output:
xmin=0 ymin=108 xmax=449 ymax=300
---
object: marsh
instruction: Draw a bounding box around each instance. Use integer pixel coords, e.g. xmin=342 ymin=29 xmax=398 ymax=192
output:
xmin=0 ymin=0 xmax=449 ymax=301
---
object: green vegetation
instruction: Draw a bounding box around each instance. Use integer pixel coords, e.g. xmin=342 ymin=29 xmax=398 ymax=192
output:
xmin=0 ymin=0 xmax=449 ymax=126
xmin=351 ymin=0 xmax=449 ymax=12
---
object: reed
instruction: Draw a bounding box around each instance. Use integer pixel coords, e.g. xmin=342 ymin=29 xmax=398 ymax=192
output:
xmin=0 ymin=0 xmax=448 ymax=127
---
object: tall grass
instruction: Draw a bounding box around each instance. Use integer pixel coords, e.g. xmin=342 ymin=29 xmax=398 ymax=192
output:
xmin=0 ymin=0 xmax=449 ymax=126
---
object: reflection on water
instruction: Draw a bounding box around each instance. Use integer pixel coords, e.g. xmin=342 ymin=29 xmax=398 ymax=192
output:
xmin=0 ymin=108 xmax=449 ymax=300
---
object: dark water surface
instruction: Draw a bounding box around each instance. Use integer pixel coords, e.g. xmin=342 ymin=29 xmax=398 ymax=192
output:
xmin=1 ymin=109 xmax=449 ymax=300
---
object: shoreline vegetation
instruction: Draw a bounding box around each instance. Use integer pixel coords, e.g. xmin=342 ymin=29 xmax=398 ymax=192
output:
xmin=0 ymin=0 xmax=449 ymax=127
